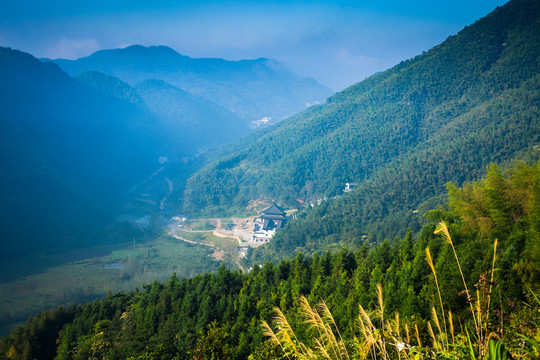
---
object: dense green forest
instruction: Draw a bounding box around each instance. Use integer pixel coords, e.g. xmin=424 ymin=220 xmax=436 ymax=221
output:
xmin=182 ymin=0 xmax=540 ymax=245
xmin=1 ymin=160 xmax=538 ymax=359
xmin=2 ymin=0 xmax=539 ymax=358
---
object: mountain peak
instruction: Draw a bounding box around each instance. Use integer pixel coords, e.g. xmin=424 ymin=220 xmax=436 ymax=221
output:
xmin=119 ymin=44 xmax=183 ymax=57
xmin=79 ymin=44 xmax=188 ymax=63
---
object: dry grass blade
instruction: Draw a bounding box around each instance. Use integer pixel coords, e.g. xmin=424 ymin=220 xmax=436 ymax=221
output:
xmin=358 ymin=305 xmax=374 ymax=332
xmin=357 ymin=305 xmax=383 ymax=359
xmin=318 ymin=299 xmax=350 ymax=360
xmin=376 ymin=284 xmax=385 ymax=323
xmin=476 ymin=289 xmax=483 ymax=343
xmin=427 ymin=322 xmax=439 ymax=351
xmin=299 ymin=296 xmax=325 ymax=338
xmin=425 ymin=247 xmax=448 ymax=350
xmin=323 ymin=322 xmax=342 ymax=360
xmin=405 ymin=323 xmax=410 ymax=344
xmin=261 ymin=320 xmax=292 ymax=360
xmin=486 ymin=239 xmax=498 ymax=325
xmin=434 ymin=221 xmax=453 ymax=246
xmin=431 ymin=307 xmax=442 ymax=340
xmin=434 ymin=220 xmax=479 ymax=334
xmin=415 ymin=324 xmax=422 ymax=347
xmin=273 ymin=307 xmax=300 ymax=354
xmin=376 ymin=283 xmax=388 ymax=360
xmin=362 ymin=335 xmax=379 ymax=359
xmin=448 ymin=311 xmax=455 ymax=344
xmin=262 ymin=320 xmax=280 ymax=345
xmin=425 ymin=247 xmax=436 ymax=282
xmin=314 ymin=338 xmax=332 ymax=360
xmin=393 ymin=313 xmax=400 ymax=338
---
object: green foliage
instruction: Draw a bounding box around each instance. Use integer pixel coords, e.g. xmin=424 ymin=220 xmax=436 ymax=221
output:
xmin=189 ymin=322 xmax=233 ymax=360
xmin=447 ymin=161 xmax=540 ymax=291
xmin=127 ymin=345 xmax=178 ymax=360
xmin=486 ymin=340 xmax=514 ymax=360
xmin=183 ymin=0 xmax=540 ymax=252
xmin=2 ymin=158 xmax=538 ymax=359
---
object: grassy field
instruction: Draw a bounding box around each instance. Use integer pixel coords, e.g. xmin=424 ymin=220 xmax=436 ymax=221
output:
xmin=179 ymin=231 xmax=240 ymax=263
xmin=0 ymin=236 xmax=225 ymax=336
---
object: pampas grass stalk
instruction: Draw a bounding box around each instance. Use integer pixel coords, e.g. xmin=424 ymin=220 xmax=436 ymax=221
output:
xmin=393 ymin=313 xmax=400 ymax=338
xmin=415 ymin=324 xmax=422 ymax=348
xmin=376 ymin=283 xmax=389 ymax=360
xmin=273 ymin=307 xmax=304 ymax=356
xmin=261 ymin=320 xmax=292 ymax=360
xmin=405 ymin=323 xmax=410 ymax=344
xmin=448 ymin=311 xmax=455 ymax=344
xmin=427 ymin=322 xmax=439 ymax=351
xmin=264 ymin=297 xmax=356 ymax=360
xmin=476 ymin=289 xmax=483 ymax=347
xmin=299 ymin=296 xmax=325 ymax=340
xmin=431 ymin=306 xmax=443 ymax=342
xmin=486 ymin=238 xmax=498 ymax=326
xmin=319 ymin=299 xmax=350 ymax=360
xmin=434 ymin=221 xmax=479 ymax=333
xmin=425 ymin=246 xmax=448 ymax=349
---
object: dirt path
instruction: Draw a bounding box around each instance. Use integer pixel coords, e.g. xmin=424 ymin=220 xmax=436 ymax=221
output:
xmin=124 ymin=166 xmax=165 ymax=195
xmin=212 ymin=230 xmax=243 ymax=245
xmin=171 ymin=233 xmax=214 ymax=247
xmin=171 ymin=231 xmax=246 ymax=271
xmin=159 ymin=177 xmax=173 ymax=211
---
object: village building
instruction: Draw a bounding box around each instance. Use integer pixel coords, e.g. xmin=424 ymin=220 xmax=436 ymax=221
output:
xmin=252 ymin=204 xmax=287 ymax=243
xmin=238 ymin=246 xmax=249 ymax=258
xmin=343 ymin=182 xmax=357 ymax=192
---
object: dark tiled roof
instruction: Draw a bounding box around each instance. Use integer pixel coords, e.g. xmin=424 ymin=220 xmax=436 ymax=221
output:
xmin=261 ymin=218 xmax=285 ymax=230
xmin=262 ymin=204 xmax=285 ymax=216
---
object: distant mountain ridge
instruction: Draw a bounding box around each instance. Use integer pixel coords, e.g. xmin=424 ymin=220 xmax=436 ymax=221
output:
xmin=181 ymin=0 xmax=540 ymax=257
xmin=0 ymin=47 xmax=162 ymax=258
xmin=50 ymin=45 xmax=332 ymax=123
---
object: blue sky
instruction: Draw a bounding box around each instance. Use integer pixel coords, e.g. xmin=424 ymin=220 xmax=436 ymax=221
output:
xmin=0 ymin=0 xmax=508 ymax=90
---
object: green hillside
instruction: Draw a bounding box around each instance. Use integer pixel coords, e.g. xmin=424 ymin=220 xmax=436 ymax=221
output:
xmin=74 ymin=71 xmax=147 ymax=108
xmin=1 ymin=160 xmax=538 ymax=359
xmin=135 ymin=79 xmax=249 ymax=152
xmin=183 ymin=0 xmax=540 ymax=250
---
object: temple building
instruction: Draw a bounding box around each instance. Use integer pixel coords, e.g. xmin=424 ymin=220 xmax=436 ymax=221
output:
xmin=252 ymin=204 xmax=287 ymax=243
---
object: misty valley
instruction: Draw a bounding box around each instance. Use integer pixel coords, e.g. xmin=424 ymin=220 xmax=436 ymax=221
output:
xmin=0 ymin=0 xmax=539 ymax=358
xmin=0 ymin=45 xmax=331 ymax=334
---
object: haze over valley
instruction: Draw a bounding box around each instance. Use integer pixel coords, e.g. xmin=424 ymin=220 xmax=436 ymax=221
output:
xmin=0 ymin=0 xmax=538 ymax=358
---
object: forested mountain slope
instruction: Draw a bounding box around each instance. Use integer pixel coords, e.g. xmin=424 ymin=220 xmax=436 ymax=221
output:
xmin=183 ymin=0 xmax=540 ymax=249
xmin=74 ymin=71 xmax=249 ymax=154
xmin=0 ymin=47 xmax=163 ymax=258
xmin=1 ymin=160 xmax=538 ymax=359
xmin=73 ymin=71 xmax=147 ymax=108
xmin=135 ymin=79 xmax=249 ymax=152
xmin=51 ymin=46 xmax=332 ymax=123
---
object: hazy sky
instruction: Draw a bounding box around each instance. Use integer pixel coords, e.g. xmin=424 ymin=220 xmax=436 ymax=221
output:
xmin=1 ymin=0 xmax=508 ymax=90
